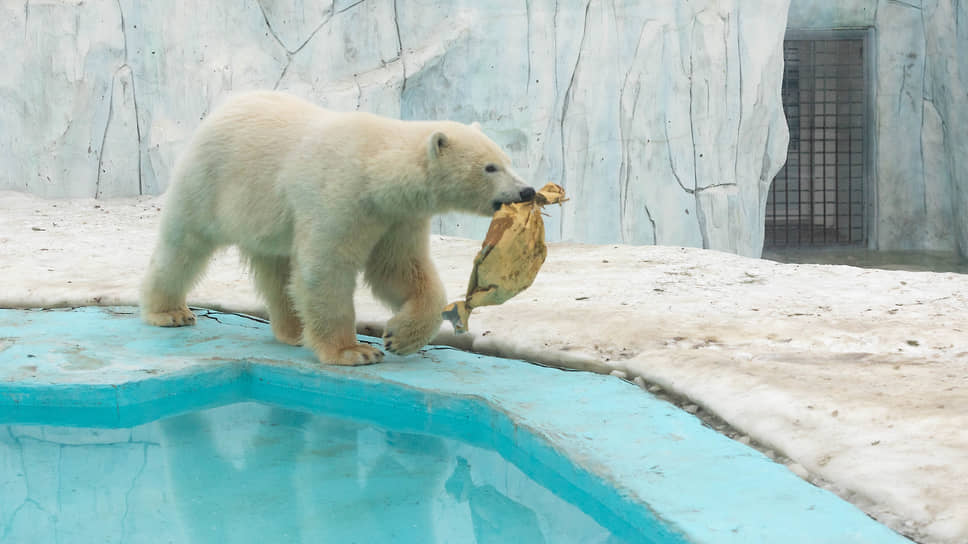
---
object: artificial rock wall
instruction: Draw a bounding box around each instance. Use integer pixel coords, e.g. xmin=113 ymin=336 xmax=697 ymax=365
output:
xmin=790 ymin=0 xmax=968 ymax=257
xmin=0 ymin=1 xmax=791 ymax=257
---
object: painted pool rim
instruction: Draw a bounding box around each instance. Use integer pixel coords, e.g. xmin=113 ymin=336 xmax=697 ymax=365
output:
xmin=0 ymin=307 xmax=911 ymax=544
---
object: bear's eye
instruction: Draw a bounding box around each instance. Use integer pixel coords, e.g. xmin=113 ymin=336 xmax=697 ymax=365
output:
xmin=485 ymin=164 xmax=498 ymax=173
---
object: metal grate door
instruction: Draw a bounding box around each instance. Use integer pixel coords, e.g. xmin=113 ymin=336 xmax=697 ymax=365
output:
xmin=766 ymin=38 xmax=867 ymax=247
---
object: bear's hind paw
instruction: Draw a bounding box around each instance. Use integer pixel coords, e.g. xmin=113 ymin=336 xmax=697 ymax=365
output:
xmin=142 ymin=307 xmax=197 ymax=327
xmin=317 ymin=344 xmax=384 ymax=366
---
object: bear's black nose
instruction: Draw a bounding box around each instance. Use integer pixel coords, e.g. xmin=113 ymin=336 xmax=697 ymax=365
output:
xmin=519 ymin=187 xmax=536 ymax=201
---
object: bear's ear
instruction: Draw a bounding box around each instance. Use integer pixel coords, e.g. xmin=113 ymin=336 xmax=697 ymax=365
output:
xmin=470 ymin=121 xmax=482 ymax=131
xmin=428 ymin=131 xmax=448 ymax=160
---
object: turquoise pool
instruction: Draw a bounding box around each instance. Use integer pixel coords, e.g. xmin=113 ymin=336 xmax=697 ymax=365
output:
xmin=0 ymin=307 xmax=911 ymax=543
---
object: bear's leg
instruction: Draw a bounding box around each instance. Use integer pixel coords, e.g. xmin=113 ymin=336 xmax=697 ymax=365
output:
xmin=290 ymin=250 xmax=383 ymax=366
xmin=141 ymin=232 xmax=216 ymax=327
xmin=365 ymin=221 xmax=446 ymax=355
xmin=248 ymin=255 xmax=303 ymax=345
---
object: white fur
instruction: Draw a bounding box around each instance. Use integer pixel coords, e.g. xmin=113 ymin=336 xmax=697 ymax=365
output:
xmin=141 ymin=91 xmax=533 ymax=365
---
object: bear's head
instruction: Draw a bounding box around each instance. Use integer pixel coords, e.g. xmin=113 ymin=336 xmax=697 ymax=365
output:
xmin=426 ymin=122 xmax=535 ymax=217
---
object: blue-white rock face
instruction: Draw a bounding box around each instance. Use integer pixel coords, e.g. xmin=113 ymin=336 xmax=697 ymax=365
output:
xmin=923 ymin=1 xmax=968 ymax=259
xmin=0 ymin=1 xmax=792 ymax=257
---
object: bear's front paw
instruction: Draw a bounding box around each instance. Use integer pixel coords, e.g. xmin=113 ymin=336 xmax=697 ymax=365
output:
xmin=383 ymin=313 xmax=441 ymax=356
xmin=316 ymin=343 xmax=384 ymax=366
xmin=143 ymin=307 xmax=197 ymax=327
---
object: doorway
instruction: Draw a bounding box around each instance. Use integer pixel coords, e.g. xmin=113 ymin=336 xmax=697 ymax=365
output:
xmin=766 ymin=33 xmax=871 ymax=247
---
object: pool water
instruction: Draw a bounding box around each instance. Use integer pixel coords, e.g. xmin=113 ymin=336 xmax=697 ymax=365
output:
xmin=1 ymin=401 xmax=625 ymax=543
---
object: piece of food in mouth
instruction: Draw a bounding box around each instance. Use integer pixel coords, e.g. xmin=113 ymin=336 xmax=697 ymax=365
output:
xmin=442 ymin=182 xmax=567 ymax=334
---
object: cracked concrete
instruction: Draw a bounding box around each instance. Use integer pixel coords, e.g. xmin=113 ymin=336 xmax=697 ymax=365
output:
xmin=392 ymin=0 xmax=407 ymax=97
xmin=255 ymin=0 xmax=335 ymax=54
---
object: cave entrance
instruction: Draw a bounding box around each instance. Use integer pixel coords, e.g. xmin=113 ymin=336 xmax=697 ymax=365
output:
xmin=766 ymin=32 xmax=872 ymax=247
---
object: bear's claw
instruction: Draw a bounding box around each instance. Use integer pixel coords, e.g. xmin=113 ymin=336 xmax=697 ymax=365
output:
xmin=143 ymin=307 xmax=197 ymax=327
xmin=319 ymin=344 xmax=384 ymax=366
xmin=382 ymin=325 xmax=432 ymax=356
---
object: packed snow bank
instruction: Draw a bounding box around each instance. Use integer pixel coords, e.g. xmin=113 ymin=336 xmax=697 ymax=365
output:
xmin=2 ymin=190 xmax=965 ymax=543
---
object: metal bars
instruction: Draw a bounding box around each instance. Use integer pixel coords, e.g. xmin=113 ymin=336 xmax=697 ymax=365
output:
xmin=766 ymin=38 xmax=867 ymax=247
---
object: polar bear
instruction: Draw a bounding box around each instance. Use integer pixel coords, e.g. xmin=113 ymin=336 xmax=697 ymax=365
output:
xmin=141 ymin=91 xmax=535 ymax=366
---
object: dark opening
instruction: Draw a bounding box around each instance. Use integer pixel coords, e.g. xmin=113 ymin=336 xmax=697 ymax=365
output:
xmin=766 ymin=38 xmax=867 ymax=247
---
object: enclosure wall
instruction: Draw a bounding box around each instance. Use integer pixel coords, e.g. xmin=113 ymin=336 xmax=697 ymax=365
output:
xmin=0 ymin=1 xmax=792 ymax=257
